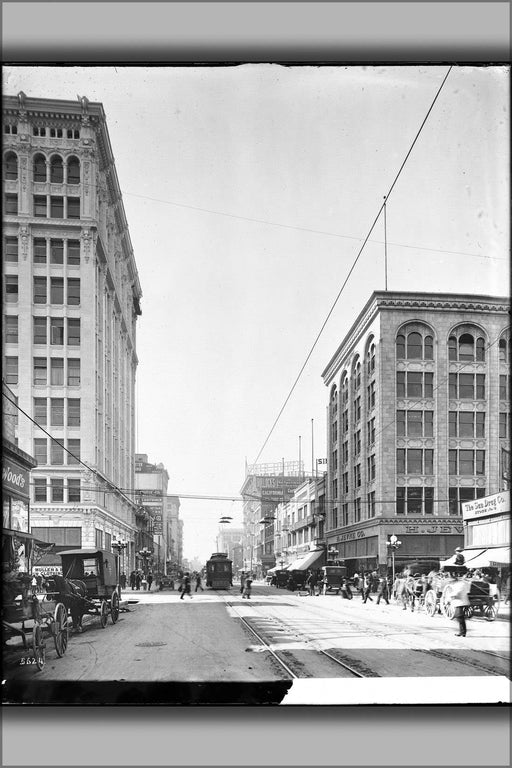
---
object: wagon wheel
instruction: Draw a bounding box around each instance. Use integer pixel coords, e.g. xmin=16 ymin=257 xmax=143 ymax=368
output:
xmin=483 ymin=601 xmax=498 ymax=621
xmin=440 ymin=585 xmax=454 ymax=619
xmin=110 ymin=590 xmax=120 ymax=624
xmin=53 ymin=602 xmax=69 ymax=657
xmin=464 ymin=605 xmax=474 ymax=619
xmin=424 ymin=589 xmax=437 ymax=617
xmin=100 ymin=600 xmax=108 ymax=628
xmin=32 ymin=622 xmax=46 ymax=671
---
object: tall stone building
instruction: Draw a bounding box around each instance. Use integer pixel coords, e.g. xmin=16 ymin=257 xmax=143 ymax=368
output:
xmin=3 ymin=92 xmax=142 ymax=574
xmin=321 ymin=291 xmax=510 ymax=576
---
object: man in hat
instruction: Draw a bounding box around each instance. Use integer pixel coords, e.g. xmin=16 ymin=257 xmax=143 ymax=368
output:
xmin=454 ymin=547 xmax=465 ymax=566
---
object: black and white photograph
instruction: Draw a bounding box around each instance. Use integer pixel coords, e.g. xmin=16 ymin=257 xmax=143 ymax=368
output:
xmin=2 ymin=62 xmax=510 ymax=714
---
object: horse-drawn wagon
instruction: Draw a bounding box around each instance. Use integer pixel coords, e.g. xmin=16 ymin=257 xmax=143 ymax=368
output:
xmin=45 ymin=548 xmax=121 ymax=632
xmin=2 ymin=572 xmax=68 ymax=671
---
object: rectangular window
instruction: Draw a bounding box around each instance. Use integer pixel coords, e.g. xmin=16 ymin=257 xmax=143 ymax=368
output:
xmin=499 ymin=375 xmax=508 ymax=401
xmin=67 ymin=479 xmax=81 ymax=502
xmin=34 ymin=195 xmax=47 ymax=217
xmin=34 ymin=478 xmax=47 ymax=502
xmin=33 ymin=277 xmax=47 ymax=304
xmin=50 ymin=357 xmax=64 ymax=385
xmin=425 ymin=449 xmax=433 ymax=474
xmin=5 ymin=315 xmax=18 ymax=343
xmin=367 ymin=418 xmax=375 ymax=445
xmin=367 ymin=454 xmax=376 ymax=481
xmin=332 ymin=479 xmax=338 ymax=501
xmin=354 ymin=397 xmax=361 ymax=422
xmin=407 ymin=487 xmax=423 ymax=515
xmin=476 ymin=412 xmax=485 ymax=438
xmin=396 ymin=487 xmax=405 ymax=515
xmin=50 ymin=318 xmax=64 ymax=345
xmin=50 ymin=441 xmax=64 ymax=465
xmin=50 ymin=398 xmax=64 ymax=426
xmin=397 ymin=410 xmax=405 ymax=436
xmin=67 ymin=278 xmax=80 ymax=305
xmin=50 ymin=239 xmax=64 ymax=264
xmin=5 ymin=237 xmax=18 ymax=262
xmin=368 ymin=491 xmax=375 ymax=518
xmin=51 ymin=478 xmax=64 ymax=503
xmin=407 ymin=372 xmax=422 ymax=398
xmin=407 ymin=449 xmax=423 ymax=474
xmin=67 ymin=358 xmax=81 ymax=386
xmin=67 ymin=439 xmax=80 ymax=465
xmin=5 ymin=275 xmax=18 ymax=303
xmin=397 ymin=449 xmax=405 ymax=474
xmin=354 ymin=464 xmax=361 ymax=488
xmin=34 ymin=438 xmax=47 ymax=465
xmin=342 ymin=471 xmax=349 ymax=495
xmin=407 ymin=410 xmax=423 ymax=437
xmin=67 ymin=197 xmax=80 ymax=219
xmin=354 ymin=430 xmax=361 ymax=456
xmin=34 ymin=397 xmax=47 ymax=426
xmin=67 ymin=240 xmax=80 ymax=265
xmin=67 ymin=318 xmax=80 ymax=346
xmin=95 ymin=529 xmax=104 ymax=549
xmin=50 ymin=277 xmax=64 ymax=304
xmin=459 ymin=450 xmax=474 ymax=475
xmin=367 ymin=382 xmax=375 ymax=411
xmin=499 ymin=412 xmax=509 ymax=439
xmin=424 ymin=373 xmax=433 ymax=398
xmin=5 ymin=194 xmax=19 ymax=215
xmin=33 ymin=357 xmax=47 ymax=385
xmin=34 ymin=238 xmax=47 ymax=263
xmin=50 ymin=196 xmax=64 ymax=218
xmin=476 ymin=450 xmax=485 ymax=475
xmin=5 ymin=357 xmax=18 ymax=384
xmin=425 ymin=487 xmax=434 ymax=515
xmin=354 ymin=498 xmax=361 ymax=522
xmin=33 ymin=316 xmax=47 ymax=344
xmin=342 ymin=411 xmax=349 ymax=434
xmin=68 ymin=398 xmax=80 ymax=426
xmin=424 ymin=411 xmax=433 ymax=437
xmin=476 ymin=374 xmax=485 ymax=400
xmin=342 ymin=440 xmax=349 ymax=464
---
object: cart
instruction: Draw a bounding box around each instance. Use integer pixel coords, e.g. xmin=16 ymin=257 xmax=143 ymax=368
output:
xmin=2 ymin=573 xmax=68 ymax=671
xmin=425 ymin=573 xmax=500 ymax=621
xmin=51 ymin=548 xmax=121 ymax=631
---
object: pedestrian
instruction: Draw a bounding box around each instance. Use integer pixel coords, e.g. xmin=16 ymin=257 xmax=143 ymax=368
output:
xmin=376 ymin=575 xmax=390 ymax=605
xmin=147 ymin=571 xmax=153 ymax=591
xmin=195 ymin=572 xmax=203 ymax=592
xmin=287 ymin=574 xmax=296 ymax=592
xmin=305 ymin=569 xmax=317 ymax=596
xmin=362 ymin=573 xmax=373 ymax=603
xmin=340 ymin=577 xmax=353 ymax=599
xmin=448 ymin=571 xmax=471 ymax=637
xmin=240 ymin=571 xmax=246 ymax=594
xmin=454 ymin=546 xmax=465 ymax=566
xmin=120 ymin=572 xmax=127 ymax=590
xmin=180 ymin=571 xmax=192 ymax=599
xmin=135 ymin=571 xmax=142 ymax=590
xmin=130 ymin=570 xmax=136 ymax=590
xmin=36 ymin=574 xmax=43 ymax=592
xmin=242 ymin=574 xmax=253 ymax=599
xmin=141 ymin=573 xmax=148 ymax=591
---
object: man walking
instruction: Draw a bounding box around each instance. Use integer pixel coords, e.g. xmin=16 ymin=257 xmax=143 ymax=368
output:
xmin=180 ymin=572 xmax=192 ymax=599
xmin=195 ymin=572 xmax=204 ymax=592
xmin=362 ymin=573 xmax=373 ymax=603
xmin=376 ymin=575 xmax=389 ymax=605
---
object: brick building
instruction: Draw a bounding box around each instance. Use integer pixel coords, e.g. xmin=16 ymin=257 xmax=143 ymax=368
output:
xmin=321 ymin=291 xmax=510 ymax=576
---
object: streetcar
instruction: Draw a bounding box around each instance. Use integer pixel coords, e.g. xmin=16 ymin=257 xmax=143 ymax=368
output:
xmin=205 ymin=553 xmax=233 ymax=589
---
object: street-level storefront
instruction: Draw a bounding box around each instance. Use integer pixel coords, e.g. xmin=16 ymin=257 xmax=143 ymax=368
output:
xmin=460 ymin=491 xmax=510 ymax=587
xmin=327 ymin=517 xmax=464 ymax=577
xmin=3 ymin=440 xmax=37 ymax=574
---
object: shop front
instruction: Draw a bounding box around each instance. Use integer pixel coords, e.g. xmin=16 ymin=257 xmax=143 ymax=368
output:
xmin=459 ymin=491 xmax=510 ymax=587
xmin=2 ymin=441 xmax=37 ymax=575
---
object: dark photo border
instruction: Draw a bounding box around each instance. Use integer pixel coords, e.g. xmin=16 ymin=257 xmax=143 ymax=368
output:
xmin=1 ymin=1 xmax=510 ymax=767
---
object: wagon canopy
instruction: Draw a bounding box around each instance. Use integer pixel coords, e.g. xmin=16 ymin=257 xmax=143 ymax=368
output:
xmin=465 ymin=546 xmax=511 ymax=569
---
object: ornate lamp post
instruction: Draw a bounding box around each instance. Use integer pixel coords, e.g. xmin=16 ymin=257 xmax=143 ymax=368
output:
xmin=386 ymin=534 xmax=402 ymax=584
xmin=137 ymin=546 xmax=153 ymax=575
xmin=112 ymin=538 xmax=128 ymax=584
xmin=327 ymin=546 xmax=339 ymax=565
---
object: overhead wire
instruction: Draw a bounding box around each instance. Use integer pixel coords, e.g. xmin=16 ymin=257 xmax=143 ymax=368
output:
xmin=251 ymin=65 xmax=454 ymax=468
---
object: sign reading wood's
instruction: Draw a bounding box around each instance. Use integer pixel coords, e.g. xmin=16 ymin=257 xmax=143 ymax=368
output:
xmin=3 ymin=459 xmax=30 ymax=500
xmin=462 ymin=491 xmax=510 ymax=521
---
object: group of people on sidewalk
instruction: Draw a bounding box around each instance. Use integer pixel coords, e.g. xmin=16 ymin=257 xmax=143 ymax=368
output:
xmin=128 ymin=569 xmax=153 ymax=591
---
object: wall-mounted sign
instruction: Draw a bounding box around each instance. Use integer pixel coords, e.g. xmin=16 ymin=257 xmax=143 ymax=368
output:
xmin=462 ymin=491 xmax=510 ymax=522
xmin=3 ymin=459 xmax=30 ymax=500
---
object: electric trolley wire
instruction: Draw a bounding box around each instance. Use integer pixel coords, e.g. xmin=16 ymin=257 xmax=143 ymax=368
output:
xmin=251 ymin=66 xmax=454 ymax=468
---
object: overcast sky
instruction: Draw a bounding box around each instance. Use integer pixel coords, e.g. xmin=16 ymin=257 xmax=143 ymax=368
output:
xmin=4 ymin=64 xmax=509 ymax=562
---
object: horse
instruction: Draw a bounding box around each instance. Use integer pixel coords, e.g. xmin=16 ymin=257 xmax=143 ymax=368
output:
xmin=393 ymin=575 xmax=418 ymax=611
xmin=46 ymin=575 xmax=87 ymax=632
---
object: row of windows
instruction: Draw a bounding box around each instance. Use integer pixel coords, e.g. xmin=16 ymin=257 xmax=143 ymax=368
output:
xmin=33 ymin=277 xmax=80 ymax=305
xmin=33 ymin=477 xmax=81 ymax=503
xmin=4 ymin=237 xmax=81 ymax=265
xmin=36 ymin=318 xmax=80 ymax=348
xmin=4 ymin=194 xmax=81 ymax=218
xmin=34 ymin=397 xmax=81 ymax=427
xmin=34 ymin=438 xmax=80 ymax=465
xmin=5 ymin=152 xmax=80 ymax=184
xmin=4 ymin=125 xmax=80 ymax=139
xmin=33 ymin=356 xmax=81 ymax=386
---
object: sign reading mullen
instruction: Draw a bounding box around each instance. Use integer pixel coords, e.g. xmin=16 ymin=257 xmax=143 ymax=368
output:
xmin=462 ymin=490 xmax=510 ymax=522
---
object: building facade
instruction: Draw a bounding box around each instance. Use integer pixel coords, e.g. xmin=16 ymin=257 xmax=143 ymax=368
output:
xmin=217 ymin=526 xmax=244 ymax=572
xmin=321 ymin=291 xmax=510 ymax=576
xmin=273 ymin=475 xmax=327 ymax=569
xmin=3 ymin=93 xmax=142 ymax=574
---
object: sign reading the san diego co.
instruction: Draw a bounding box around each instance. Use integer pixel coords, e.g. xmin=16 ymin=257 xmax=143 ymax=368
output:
xmin=462 ymin=490 xmax=510 ymax=521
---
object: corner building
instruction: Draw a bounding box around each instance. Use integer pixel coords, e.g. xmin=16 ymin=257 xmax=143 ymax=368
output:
xmin=3 ymin=93 xmax=142 ymax=570
xmin=321 ymin=291 xmax=510 ymax=576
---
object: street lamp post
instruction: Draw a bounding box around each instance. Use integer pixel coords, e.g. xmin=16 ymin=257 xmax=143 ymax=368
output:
xmin=386 ymin=534 xmax=402 ymax=584
xmin=327 ymin=546 xmax=339 ymax=565
xmin=112 ymin=538 xmax=128 ymax=585
xmin=137 ymin=546 xmax=153 ymax=576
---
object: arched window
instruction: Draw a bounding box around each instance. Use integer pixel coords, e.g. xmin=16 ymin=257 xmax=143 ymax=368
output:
xmin=476 ymin=338 xmax=485 ymax=362
xmin=33 ymin=154 xmax=47 ymax=183
xmin=353 ymin=359 xmax=361 ymax=391
xmin=4 ymin=152 xmax=18 ymax=181
xmin=396 ymin=334 xmax=405 ymax=359
xmin=424 ymin=335 xmax=433 ymax=360
xmin=458 ymin=333 xmax=474 ymax=362
xmin=50 ymin=155 xmax=64 ymax=184
xmin=449 ymin=327 xmax=487 ymax=362
xmin=341 ymin=374 xmax=349 ymax=407
xmin=499 ymin=337 xmax=510 ymax=364
xmin=448 ymin=336 xmax=457 ymax=361
xmin=330 ymin=385 xmax=338 ymax=403
xmin=366 ymin=341 xmax=376 ymax=376
xmin=407 ymin=332 xmax=423 ymax=359
xmin=67 ymin=156 xmax=80 ymax=185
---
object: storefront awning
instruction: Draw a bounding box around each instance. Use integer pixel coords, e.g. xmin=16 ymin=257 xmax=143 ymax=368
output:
xmin=467 ymin=546 xmax=511 ymax=569
xmin=286 ymin=549 xmax=325 ymax=572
